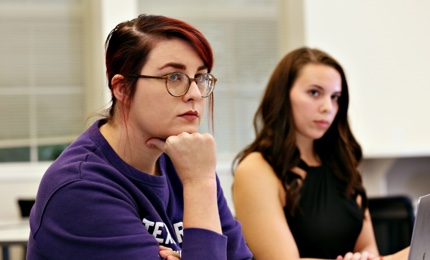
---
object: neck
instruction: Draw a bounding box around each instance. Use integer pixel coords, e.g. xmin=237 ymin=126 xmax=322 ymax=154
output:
xmin=295 ymin=136 xmax=320 ymax=166
xmin=99 ymin=120 xmax=162 ymax=175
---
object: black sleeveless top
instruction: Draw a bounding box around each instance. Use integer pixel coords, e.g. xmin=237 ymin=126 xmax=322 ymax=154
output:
xmin=284 ymin=161 xmax=363 ymax=258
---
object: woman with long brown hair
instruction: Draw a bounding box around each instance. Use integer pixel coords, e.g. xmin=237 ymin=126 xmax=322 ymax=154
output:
xmin=232 ymin=47 xmax=409 ymax=260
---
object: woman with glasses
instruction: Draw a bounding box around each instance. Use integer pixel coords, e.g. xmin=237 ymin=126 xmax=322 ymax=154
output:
xmin=27 ymin=14 xmax=252 ymax=260
xmin=232 ymin=47 xmax=409 ymax=260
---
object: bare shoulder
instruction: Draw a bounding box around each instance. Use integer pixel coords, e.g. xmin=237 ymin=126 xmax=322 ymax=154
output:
xmin=233 ymin=152 xmax=285 ymax=203
xmin=234 ymin=152 xmax=276 ymax=180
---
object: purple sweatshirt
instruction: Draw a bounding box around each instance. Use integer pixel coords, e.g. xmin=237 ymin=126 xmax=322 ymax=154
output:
xmin=27 ymin=119 xmax=252 ymax=260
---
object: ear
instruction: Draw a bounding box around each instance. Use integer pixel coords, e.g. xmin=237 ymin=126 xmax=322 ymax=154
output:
xmin=111 ymin=74 xmax=127 ymax=103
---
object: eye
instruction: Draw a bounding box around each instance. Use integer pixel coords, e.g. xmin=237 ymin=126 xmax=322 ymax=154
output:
xmin=196 ymin=73 xmax=210 ymax=83
xmin=332 ymin=94 xmax=341 ymax=101
xmin=167 ymin=72 xmax=185 ymax=82
xmin=309 ymin=89 xmax=319 ymax=97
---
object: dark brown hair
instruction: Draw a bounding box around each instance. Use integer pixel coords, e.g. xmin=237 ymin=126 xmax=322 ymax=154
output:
xmin=233 ymin=47 xmax=366 ymax=215
xmin=104 ymin=14 xmax=214 ymax=127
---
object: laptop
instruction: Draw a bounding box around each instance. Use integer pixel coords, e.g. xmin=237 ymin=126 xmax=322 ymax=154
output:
xmin=408 ymin=194 xmax=430 ymax=260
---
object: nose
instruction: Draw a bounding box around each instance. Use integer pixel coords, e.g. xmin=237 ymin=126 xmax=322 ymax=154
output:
xmin=182 ymin=80 xmax=202 ymax=100
xmin=320 ymin=97 xmax=335 ymax=113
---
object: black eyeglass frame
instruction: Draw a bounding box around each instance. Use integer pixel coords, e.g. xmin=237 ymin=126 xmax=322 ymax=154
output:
xmin=128 ymin=72 xmax=217 ymax=98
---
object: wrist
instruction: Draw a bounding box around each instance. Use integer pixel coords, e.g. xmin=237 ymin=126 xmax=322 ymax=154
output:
xmin=181 ymin=174 xmax=217 ymax=188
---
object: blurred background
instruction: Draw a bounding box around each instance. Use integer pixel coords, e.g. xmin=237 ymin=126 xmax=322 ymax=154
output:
xmin=0 ymin=0 xmax=430 ymax=258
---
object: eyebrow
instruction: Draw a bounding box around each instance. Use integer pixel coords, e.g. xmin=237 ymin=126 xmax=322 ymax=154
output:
xmin=311 ymin=84 xmax=342 ymax=94
xmin=159 ymin=62 xmax=208 ymax=72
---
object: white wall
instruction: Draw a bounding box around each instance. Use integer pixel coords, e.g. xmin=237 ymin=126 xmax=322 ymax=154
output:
xmin=303 ymin=0 xmax=430 ymax=158
xmin=298 ymin=0 xmax=430 ymax=213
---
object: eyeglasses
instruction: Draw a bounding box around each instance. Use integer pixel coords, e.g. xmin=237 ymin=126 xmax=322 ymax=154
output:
xmin=129 ymin=72 xmax=217 ymax=98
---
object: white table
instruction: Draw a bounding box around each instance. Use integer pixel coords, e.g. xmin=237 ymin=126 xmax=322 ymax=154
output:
xmin=0 ymin=220 xmax=30 ymax=260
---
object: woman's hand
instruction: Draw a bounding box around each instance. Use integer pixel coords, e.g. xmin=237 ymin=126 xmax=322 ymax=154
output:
xmin=159 ymin=245 xmax=181 ymax=260
xmin=336 ymin=251 xmax=375 ymax=260
xmin=146 ymin=132 xmax=217 ymax=184
xmin=340 ymin=246 xmax=410 ymax=260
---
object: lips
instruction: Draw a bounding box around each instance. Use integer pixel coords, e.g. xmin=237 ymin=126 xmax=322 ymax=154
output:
xmin=178 ymin=110 xmax=199 ymax=121
xmin=314 ymin=120 xmax=330 ymax=128
xmin=180 ymin=110 xmax=198 ymax=117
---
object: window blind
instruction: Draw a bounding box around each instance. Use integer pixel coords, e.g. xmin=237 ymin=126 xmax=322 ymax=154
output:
xmin=0 ymin=0 xmax=85 ymax=162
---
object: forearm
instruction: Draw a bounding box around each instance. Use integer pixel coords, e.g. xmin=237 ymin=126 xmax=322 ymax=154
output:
xmin=382 ymin=246 xmax=409 ymax=260
xmin=182 ymin=178 xmax=222 ymax=234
